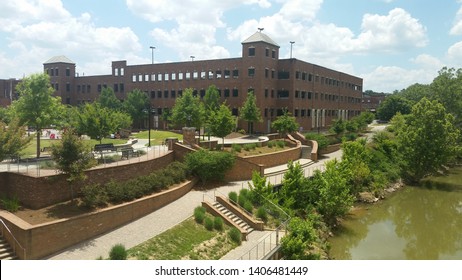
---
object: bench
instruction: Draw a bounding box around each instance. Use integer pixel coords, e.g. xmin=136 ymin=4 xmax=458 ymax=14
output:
xmin=120 ymin=147 xmax=140 ymax=160
xmin=94 ymin=143 xmax=116 ymax=153
xmin=40 ymin=147 xmax=52 ymax=154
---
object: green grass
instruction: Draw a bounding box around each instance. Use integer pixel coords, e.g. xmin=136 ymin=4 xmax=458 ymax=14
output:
xmin=127 ymin=216 xmax=237 ymax=260
xmin=132 ymin=130 xmax=183 ymax=145
xmin=21 ymin=138 xmax=127 ymax=158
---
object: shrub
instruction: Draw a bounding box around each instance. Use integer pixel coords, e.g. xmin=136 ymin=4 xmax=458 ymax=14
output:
xmin=81 ymin=184 xmax=108 ymax=208
xmin=109 ymin=244 xmax=127 ymax=260
xmin=276 ymin=140 xmax=285 ymax=148
xmin=343 ymin=132 xmax=358 ymax=142
xmin=256 ymin=206 xmax=268 ymax=222
xmin=185 ymin=150 xmax=235 ymax=184
xmin=204 ymin=216 xmax=214 ymax=231
xmin=194 ymin=206 xmax=206 ymax=224
xmin=0 ymin=196 xmax=20 ymax=212
xmin=214 ymin=216 xmax=224 ymax=231
xmin=267 ymin=141 xmax=274 ymax=148
xmin=243 ymin=143 xmax=257 ymax=151
xmin=228 ymin=191 xmax=238 ymax=203
xmin=243 ymin=200 xmax=253 ymax=213
xmin=238 ymin=194 xmax=248 ymax=208
xmin=231 ymin=144 xmax=242 ymax=153
xmin=305 ymin=132 xmax=329 ymax=150
xmin=228 ymin=227 xmax=242 ymax=244
xmin=239 ymin=188 xmax=250 ymax=200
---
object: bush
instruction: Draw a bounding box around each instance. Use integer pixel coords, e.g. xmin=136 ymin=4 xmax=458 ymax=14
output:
xmin=238 ymin=194 xmax=248 ymax=208
xmin=214 ymin=216 xmax=224 ymax=231
xmin=276 ymin=140 xmax=285 ymax=148
xmin=81 ymin=184 xmax=108 ymax=208
xmin=185 ymin=149 xmax=235 ymax=184
xmin=204 ymin=216 xmax=214 ymax=231
xmin=343 ymin=132 xmax=358 ymax=141
xmin=231 ymin=144 xmax=242 ymax=153
xmin=243 ymin=200 xmax=253 ymax=213
xmin=305 ymin=132 xmax=329 ymax=150
xmin=243 ymin=143 xmax=257 ymax=151
xmin=267 ymin=141 xmax=274 ymax=148
xmin=228 ymin=227 xmax=242 ymax=245
xmin=194 ymin=206 xmax=206 ymax=224
xmin=239 ymin=188 xmax=250 ymax=200
xmin=0 ymin=196 xmax=20 ymax=212
xmin=109 ymin=244 xmax=127 ymax=260
xmin=256 ymin=206 xmax=268 ymax=222
xmin=228 ymin=191 xmax=238 ymax=203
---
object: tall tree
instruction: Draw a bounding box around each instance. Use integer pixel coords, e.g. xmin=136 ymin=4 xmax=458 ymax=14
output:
xmin=0 ymin=118 xmax=31 ymax=161
xmin=77 ymin=102 xmax=132 ymax=143
xmin=170 ymin=88 xmax=204 ymax=128
xmin=209 ymin=103 xmax=235 ymax=148
xmin=123 ymin=89 xmax=149 ymax=129
xmin=51 ymin=128 xmax=96 ymax=200
xmin=11 ymin=73 xmax=64 ymax=158
xmin=203 ymin=85 xmax=221 ymax=139
xmin=98 ymin=87 xmax=122 ymax=110
xmin=431 ymin=67 xmax=462 ymax=127
xmin=239 ymin=91 xmax=262 ymax=135
xmin=398 ymin=98 xmax=460 ymax=183
xmin=377 ymin=95 xmax=412 ymax=121
xmin=271 ymin=109 xmax=299 ymax=138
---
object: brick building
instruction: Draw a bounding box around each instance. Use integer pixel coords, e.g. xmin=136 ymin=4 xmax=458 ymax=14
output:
xmin=361 ymin=93 xmax=387 ymax=113
xmin=42 ymin=31 xmax=362 ymax=133
xmin=0 ymin=78 xmax=19 ymax=107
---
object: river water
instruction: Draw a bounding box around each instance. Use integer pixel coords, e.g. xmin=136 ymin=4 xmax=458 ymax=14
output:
xmin=328 ymin=167 xmax=462 ymax=260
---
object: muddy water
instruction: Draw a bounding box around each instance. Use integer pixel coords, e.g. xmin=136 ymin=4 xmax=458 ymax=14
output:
xmin=328 ymin=167 xmax=462 ymax=260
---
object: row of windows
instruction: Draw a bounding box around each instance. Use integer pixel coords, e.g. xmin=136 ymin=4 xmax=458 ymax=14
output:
xmin=75 ymin=83 xmax=125 ymax=93
xmin=248 ymin=46 xmax=277 ymax=59
xmin=132 ymin=69 xmax=240 ymax=83
xmin=114 ymin=68 xmax=125 ymax=76
xmin=46 ymin=68 xmax=71 ymax=77
xmin=294 ymin=71 xmax=361 ymax=91
xmin=148 ymin=88 xmax=241 ymax=99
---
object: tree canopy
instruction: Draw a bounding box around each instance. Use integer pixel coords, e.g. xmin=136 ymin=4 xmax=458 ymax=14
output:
xmin=239 ymin=91 xmax=262 ymax=134
xmin=209 ymin=103 xmax=235 ymax=148
xmin=0 ymin=118 xmax=31 ymax=161
xmin=271 ymin=109 xmax=299 ymax=137
xmin=170 ymin=88 xmax=204 ymax=128
xmin=98 ymin=87 xmax=122 ymax=110
xmin=377 ymin=95 xmax=412 ymax=121
xmin=11 ymin=73 xmax=64 ymax=157
xmin=123 ymin=89 xmax=149 ymax=129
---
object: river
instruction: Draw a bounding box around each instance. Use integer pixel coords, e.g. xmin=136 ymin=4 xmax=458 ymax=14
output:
xmin=328 ymin=167 xmax=462 ymax=260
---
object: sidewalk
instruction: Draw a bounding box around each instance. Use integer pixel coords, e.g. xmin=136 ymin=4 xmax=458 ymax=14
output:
xmin=46 ymin=148 xmax=342 ymax=260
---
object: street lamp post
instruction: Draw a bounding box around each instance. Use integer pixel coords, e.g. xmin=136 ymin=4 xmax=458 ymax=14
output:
xmin=150 ymin=46 xmax=156 ymax=64
xmin=190 ymin=55 xmax=195 ymax=62
xmin=290 ymin=41 xmax=295 ymax=59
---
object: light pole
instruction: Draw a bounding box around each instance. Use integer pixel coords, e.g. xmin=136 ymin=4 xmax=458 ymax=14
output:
xmin=290 ymin=41 xmax=295 ymax=59
xmin=190 ymin=55 xmax=195 ymax=62
xmin=150 ymin=46 xmax=156 ymax=64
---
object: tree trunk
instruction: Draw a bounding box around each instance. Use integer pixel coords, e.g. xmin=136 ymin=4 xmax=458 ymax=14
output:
xmin=36 ymin=130 xmax=41 ymax=158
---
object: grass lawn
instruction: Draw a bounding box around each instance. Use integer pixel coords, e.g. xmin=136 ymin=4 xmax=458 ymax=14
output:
xmin=127 ymin=216 xmax=237 ymax=260
xmin=21 ymin=138 xmax=127 ymax=158
xmin=132 ymin=130 xmax=183 ymax=145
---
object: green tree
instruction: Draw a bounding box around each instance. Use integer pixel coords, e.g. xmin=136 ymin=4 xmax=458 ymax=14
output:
xmin=171 ymin=88 xmax=204 ymax=128
xmin=330 ymin=118 xmax=346 ymax=135
xmin=239 ymin=91 xmax=262 ymax=135
xmin=77 ymin=102 xmax=132 ymax=143
xmin=396 ymin=83 xmax=432 ymax=104
xmin=312 ymin=159 xmax=354 ymax=225
xmin=51 ymin=128 xmax=96 ymax=200
xmin=248 ymin=171 xmax=273 ymax=205
xmin=184 ymin=149 xmax=235 ymax=184
xmin=203 ymin=85 xmax=221 ymax=139
xmin=398 ymin=98 xmax=460 ymax=183
xmin=340 ymin=139 xmax=373 ymax=195
xmin=0 ymin=118 xmax=31 ymax=161
xmin=281 ymin=217 xmax=319 ymax=260
xmin=98 ymin=87 xmax=122 ymax=110
xmin=11 ymin=73 xmax=64 ymax=158
xmin=271 ymin=109 xmax=299 ymax=138
xmin=377 ymin=95 xmax=412 ymax=121
xmin=431 ymin=67 xmax=462 ymax=127
xmin=278 ymin=161 xmax=312 ymax=211
xmin=209 ymin=103 xmax=235 ymax=148
xmin=123 ymin=89 xmax=149 ymax=129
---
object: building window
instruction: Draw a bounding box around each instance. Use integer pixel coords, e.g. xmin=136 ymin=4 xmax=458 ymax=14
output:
xmin=186 ymin=72 xmax=191 ymax=80
xmin=55 ymin=68 xmax=59 ymax=76
xmin=157 ymin=91 xmax=162 ymax=98
xmin=272 ymin=50 xmax=276 ymax=59
xmin=265 ymin=89 xmax=268 ymax=98
xmin=265 ymin=48 xmax=269 ymax=57
xmin=66 ymin=68 xmax=70 ymax=77
xmin=87 ymin=85 xmax=91 ymax=93
xmin=296 ymin=71 xmax=300 ymax=79
xmin=120 ymin=68 xmax=124 ymax=76
xmin=145 ymin=74 xmax=150 ymax=82
xmin=265 ymin=68 xmax=269 ymax=78
xmin=97 ymin=84 xmax=102 ymax=93
xmin=224 ymin=70 xmax=230 ymax=79
xmin=264 ymin=108 xmax=268 ymax=117
xmin=150 ymin=91 xmax=155 ymax=98
xmin=139 ymin=74 xmax=143 ymax=82
xmin=301 ymin=109 xmax=305 ymax=117
xmin=232 ymin=108 xmax=238 ymax=116
xmin=216 ymin=70 xmax=222 ymax=79
xmin=164 ymin=90 xmax=168 ymax=98
xmin=157 ymin=73 xmax=162 ymax=81
xmin=171 ymin=90 xmax=176 ymax=98
xmin=119 ymin=84 xmax=124 ymax=92
xmin=193 ymin=71 xmax=198 ymax=79
xmin=171 ymin=73 xmax=176 ymax=80
xmin=200 ymin=89 xmax=206 ymax=98
xmin=248 ymin=47 xmax=255 ymax=56
xmin=248 ymin=68 xmax=255 ymax=77
xmin=277 ymin=90 xmax=289 ymax=99
xmin=224 ymin=89 xmax=230 ymax=97
xmin=164 ymin=73 xmax=169 ymax=81
xmin=77 ymin=85 xmax=81 ymax=92
xmin=294 ymin=109 xmax=299 ymax=117
xmin=208 ymin=70 xmax=213 ymax=79
xmin=232 ymin=69 xmax=239 ymax=78
xmin=295 ymin=91 xmax=300 ymax=98
xmin=151 ymin=74 xmax=156 ymax=81
xmin=232 ymin=88 xmax=238 ymax=97
xmin=271 ymin=70 xmax=275 ymax=79
xmin=178 ymin=89 xmax=183 ymax=96
xmin=114 ymin=84 xmax=119 ymax=92
xmin=178 ymin=72 xmax=183 ymax=80
xmin=114 ymin=68 xmax=119 ymax=76
xmin=278 ymin=71 xmax=290 ymax=79
xmin=132 ymin=74 xmax=137 ymax=82
xmin=201 ymin=71 xmax=206 ymax=79
xmin=66 ymin=83 xmax=70 ymax=92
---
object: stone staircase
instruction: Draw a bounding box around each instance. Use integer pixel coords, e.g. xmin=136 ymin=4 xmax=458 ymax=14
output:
xmin=212 ymin=201 xmax=254 ymax=234
xmin=0 ymin=236 xmax=17 ymax=260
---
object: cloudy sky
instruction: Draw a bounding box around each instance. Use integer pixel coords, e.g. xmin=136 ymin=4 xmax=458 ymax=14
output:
xmin=1 ymin=0 xmax=461 ymax=92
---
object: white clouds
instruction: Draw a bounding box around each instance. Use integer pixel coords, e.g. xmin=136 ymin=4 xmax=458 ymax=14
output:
xmin=450 ymin=5 xmax=462 ymax=35
xmin=279 ymin=0 xmax=323 ymax=22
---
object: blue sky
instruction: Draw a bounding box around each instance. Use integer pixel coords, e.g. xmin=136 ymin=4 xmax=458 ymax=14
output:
xmin=1 ymin=0 xmax=461 ymax=92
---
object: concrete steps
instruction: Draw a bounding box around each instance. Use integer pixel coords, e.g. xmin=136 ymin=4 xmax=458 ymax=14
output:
xmin=0 ymin=236 xmax=18 ymax=260
xmin=213 ymin=202 xmax=254 ymax=234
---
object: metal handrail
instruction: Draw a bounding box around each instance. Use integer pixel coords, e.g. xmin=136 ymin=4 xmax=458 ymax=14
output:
xmin=0 ymin=218 xmax=26 ymax=260
xmin=213 ymin=189 xmax=255 ymax=219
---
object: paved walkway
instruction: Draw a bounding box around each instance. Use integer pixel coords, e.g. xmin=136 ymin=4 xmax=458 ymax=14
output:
xmin=45 ymin=148 xmax=342 ymax=260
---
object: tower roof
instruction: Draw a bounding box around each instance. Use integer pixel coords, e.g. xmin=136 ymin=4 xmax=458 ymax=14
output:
xmin=242 ymin=31 xmax=279 ymax=47
xmin=44 ymin=55 xmax=75 ymax=64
